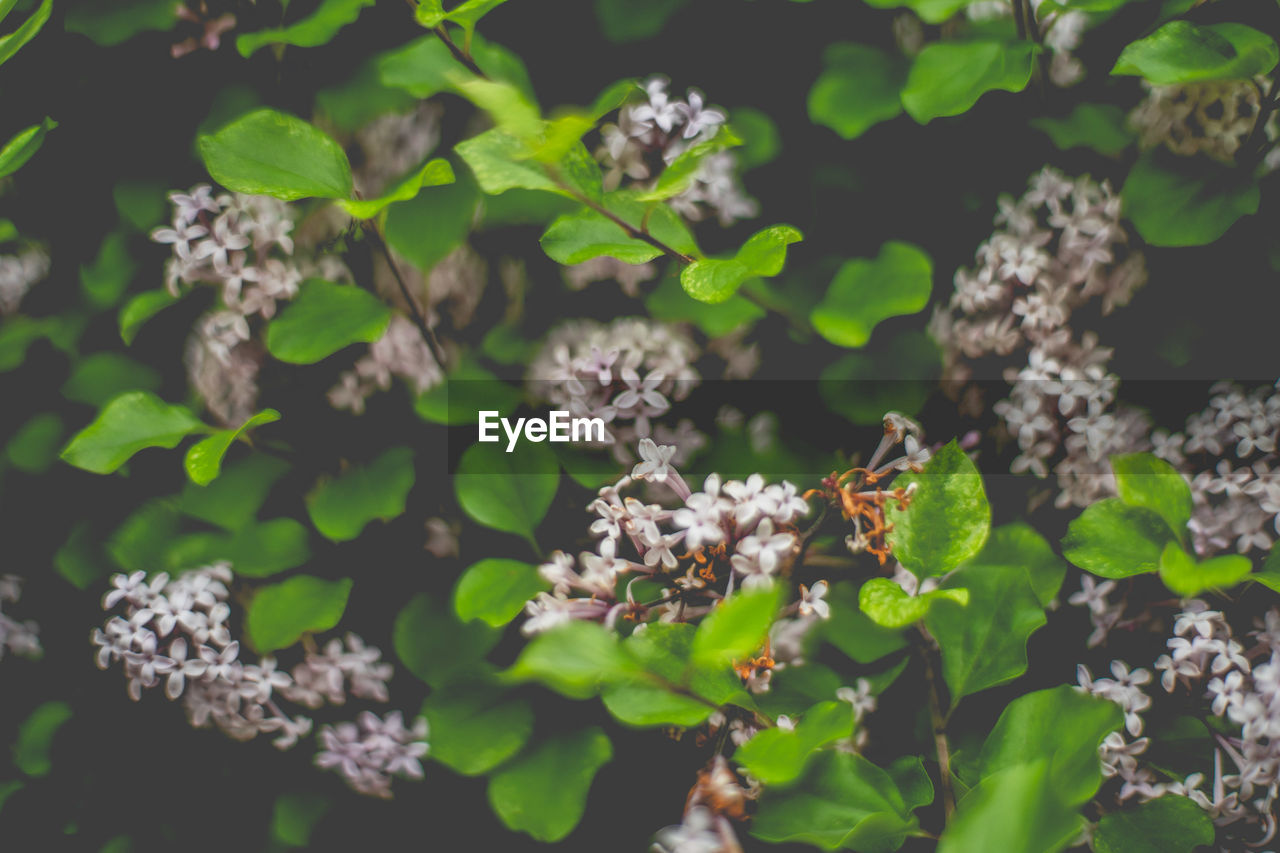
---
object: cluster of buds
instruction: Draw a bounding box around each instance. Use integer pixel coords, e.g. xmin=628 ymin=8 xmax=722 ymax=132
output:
xmin=0 ymin=575 xmax=41 ymax=661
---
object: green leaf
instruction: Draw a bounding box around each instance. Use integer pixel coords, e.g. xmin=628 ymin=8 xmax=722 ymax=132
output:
xmin=377 ymin=33 xmax=534 ymax=101
xmin=113 ymin=178 xmax=169 ymax=232
xmin=0 ymin=781 xmax=22 ymax=813
xmin=393 ymin=592 xmax=500 ymax=687
xmin=1158 ymin=542 xmax=1252 ymax=597
xmin=1122 ymin=151 xmax=1259 ymax=248
xmin=885 ymin=440 xmax=991 ymax=579
xmin=383 ymin=165 xmax=479 ymax=273
xmin=1112 ymin=452 xmax=1192 ymax=538
xmin=236 ymin=0 xmax=377 ymax=57
xmin=819 ymin=331 xmax=941 ymax=426
xmin=54 ymin=522 xmax=108 ymax=591
xmin=821 ymin=581 xmax=908 ymax=663
xmin=64 ymin=0 xmax=177 ymax=46
xmin=1030 ymin=103 xmax=1132 ymax=156
xmin=504 ymin=621 xmax=641 ymax=699
xmin=422 ymin=682 xmax=533 ymax=775
xmin=265 ymin=279 xmax=392 ymax=364
xmin=937 ymin=760 xmax=1080 ymax=853
xmin=963 ymin=522 xmax=1067 ymax=609
xmin=595 ymin=0 xmax=688 ymax=41
xmin=977 ymin=684 xmax=1124 ymax=806
xmin=811 ymin=242 xmax=932 ymax=348
xmin=623 ymin=621 xmax=753 ymax=710
xmin=198 ymin=109 xmax=353 ymax=201
xmin=541 ymin=191 xmax=699 ymax=265
xmin=165 ymin=518 xmax=311 ymax=578
xmin=692 ymin=585 xmax=782 ymax=668
xmin=1094 ymin=794 xmax=1216 ymax=853
xmin=645 ymin=268 xmax=764 ymax=338
xmin=0 ymin=116 xmax=56 ymax=179
xmin=729 ymin=106 xmax=780 ymax=168
xmin=926 ymin=546 xmax=1049 ymax=702
xmin=184 ymin=409 xmax=281 ymax=486
xmin=487 ymin=728 xmax=612 ymax=843
xmin=0 ymin=0 xmax=51 ymax=66
xmin=61 ymin=353 xmax=160 ymax=409
xmin=177 ymin=453 xmax=290 ymax=531
xmin=1062 ymin=498 xmax=1174 ymax=578
xmin=859 ymin=577 xmax=968 ymax=629
xmin=1112 ymin=21 xmax=1278 ymax=84
xmin=119 ymin=289 xmax=180 ymax=345
xmin=246 ymin=575 xmax=353 ymax=654
xmin=455 ymin=129 xmax=599 ymax=200
xmin=453 ymin=558 xmax=549 ymax=627
xmin=107 ymin=500 xmax=181 ymax=573
xmin=60 ymin=391 xmax=205 ymax=475
xmin=636 ymin=125 xmax=741 ymax=202
xmin=6 ymin=412 xmax=64 ymax=474
xmin=12 ymin=701 xmax=71 ymax=777
xmin=861 ymin=0 xmax=974 ymax=24
xmin=751 ymin=751 xmax=919 ymax=852
xmin=305 ymin=447 xmax=415 ymax=542
xmin=808 ymin=43 xmax=908 ymax=140
xmin=454 ymin=440 xmax=559 ymax=543
xmin=271 ymin=793 xmax=329 ymax=848
xmin=901 ymin=41 xmax=1036 ymax=123
xmin=736 ymin=701 xmax=856 ymax=786
xmin=454 ymin=76 xmax=542 ymax=142
xmin=413 ymin=358 xmax=522 ymax=425
xmin=0 ymin=218 xmax=15 ymax=242
xmin=335 ymin=158 xmax=455 ymax=219
xmin=601 ymin=682 xmax=715 ymax=728
xmin=80 ymin=230 xmax=137 ymax=309
xmin=314 ymin=60 xmax=418 ymax=133
xmin=438 ymin=0 xmax=511 ymax=41
xmin=680 ymin=225 xmax=803 ymax=304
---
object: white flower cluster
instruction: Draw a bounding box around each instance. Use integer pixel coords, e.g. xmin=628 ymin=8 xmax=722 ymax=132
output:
xmin=1079 ymin=603 xmax=1280 ymax=834
xmin=598 ymin=75 xmax=758 ymax=226
xmin=651 ymin=756 xmax=756 ymax=853
xmin=930 ymin=166 xmax=1148 ymax=508
xmin=966 ymin=0 xmax=1088 ymax=87
xmin=328 ymin=315 xmax=444 ymax=414
xmin=0 ymin=575 xmax=41 ymax=661
xmin=0 ymin=248 xmax=49 ymax=316
xmin=185 ymin=311 xmax=264 ymax=427
xmin=528 ymin=317 xmax=703 ymax=463
xmin=1067 ymin=575 xmax=1127 ymax=648
xmin=315 ymin=710 xmax=428 ymax=799
xmin=92 ymin=565 xmax=393 ymax=755
xmin=1130 ymin=78 xmax=1280 ymax=170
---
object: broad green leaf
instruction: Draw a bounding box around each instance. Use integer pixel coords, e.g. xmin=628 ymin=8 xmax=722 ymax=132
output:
xmin=271 ymin=793 xmax=329 ymax=848
xmin=439 ymin=0 xmax=511 ymax=42
xmin=236 ymin=0 xmax=377 ymax=56
xmin=413 ymin=358 xmax=522 ymax=425
xmin=1093 ymin=794 xmax=1216 ymax=853
xmin=885 ymin=440 xmax=991 ymax=579
xmin=692 ymin=585 xmax=782 ymax=668
xmin=645 ymin=268 xmax=764 ymax=338
xmin=963 ymin=522 xmax=1066 ymax=608
xmin=821 ymin=581 xmax=908 ymax=663
xmin=393 ymin=592 xmax=500 ymax=687
xmin=454 ymin=440 xmax=559 ymax=543
xmin=0 ymin=781 xmax=22 ymax=812
xmin=1030 ymin=103 xmax=1132 ymax=156
xmin=751 ymin=751 xmax=918 ymax=852
xmin=819 ymin=331 xmax=940 ymax=426
xmin=624 ymin=621 xmax=753 ymax=709
xmin=735 ymin=701 xmax=856 ymax=785
xmin=377 ymin=34 xmax=534 ymax=101
xmin=113 ymin=178 xmax=169 ymax=232
xmin=118 ymin=289 xmax=180 ymax=345
xmin=860 ymin=577 xmax=968 ymax=629
xmin=977 ymin=685 xmax=1124 ymax=806
xmin=384 ymin=165 xmax=479 ymax=273
xmin=80 ymin=230 xmax=137 ymax=309
xmin=198 ymin=109 xmax=353 ymax=201
xmin=455 ymin=128 xmax=560 ymax=196
xmin=601 ymin=683 xmax=715 ymax=727
xmin=1158 ymin=542 xmax=1251 ymax=597
xmin=886 ymin=756 xmax=933 ymax=812
xmin=336 ymin=158 xmax=455 ymax=219
xmin=1123 ymin=151 xmax=1258 ymax=248
xmin=595 ymin=0 xmax=688 ymax=41
xmin=422 ymin=682 xmax=533 ymax=775
xmin=183 ymin=409 xmax=281 ymax=487
xmin=177 ymin=453 xmax=290 ymax=531
xmin=504 ymin=621 xmax=641 ymax=699
xmin=1062 ymin=498 xmax=1174 ymax=578
xmin=264 ymin=279 xmax=392 ymax=364
xmin=487 ymin=728 xmax=612 ymax=842
xmin=862 ymin=0 xmax=973 ymax=24
xmin=60 ymin=391 xmax=205 ymax=475
xmin=13 ymin=702 xmax=71 ymax=777
xmin=0 ymin=218 xmax=14 ymax=242
xmin=61 ymin=354 xmax=160 ymax=410
xmin=808 ymin=43 xmax=908 ymax=140
xmin=164 ymin=518 xmax=311 ymax=578
xmin=680 ymin=225 xmax=803 ymax=304
xmin=636 ymin=125 xmax=741 ymax=202
xmin=305 ymin=446 xmax=415 ymax=542
xmin=107 ymin=500 xmax=181 ymax=573
xmin=5 ymin=412 xmax=63 ymax=474
xmin=730 ymin=106 xmax=781 ymax=168
xmin=455 ymin=76 xmax=542 ymax=143
xmin=313 ymin=60 xmax=417 ymax=133
xmin=1112 ymin=21 xmax=1279 ymax=84
xmin=246 ymin=575 xmax=353 ymax=654
xmin=811 ymin=242 xmax=932 ymax=348
xmin=926 ymin=555 xmax=1047 ymax=702
xmin=901 ymin=41 xmax=1036 ymax=124
xmin=937 ymin=760 xmax=1080 ymax=853
xmin=541 ymin=191 xmax=699 ymax=265
xmin=0 ymin=0 xmax=50 ymax=66
xmin=0 ymin=116 xmax=56 ymax=179
xmin=1112 ymin=452 xmax=1192 ymax=537
xmin=453 ymin=558 xmax=549 ymax=626
xmin=64 ymin=0 xmax=176 ymax=45
xmin=1 ymin=315 xmax=82 ymax=372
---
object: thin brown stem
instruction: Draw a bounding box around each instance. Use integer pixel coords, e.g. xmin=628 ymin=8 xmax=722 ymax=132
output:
xmin=432 ymin=25 xmax=487 ymax=78
xmin=360 ymin=221 xmax=449 ymax=367
xmin=916 ymin=630 xmax=956 ymax=821
xmin=546 ymin=167 xmax=696 ymax=264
